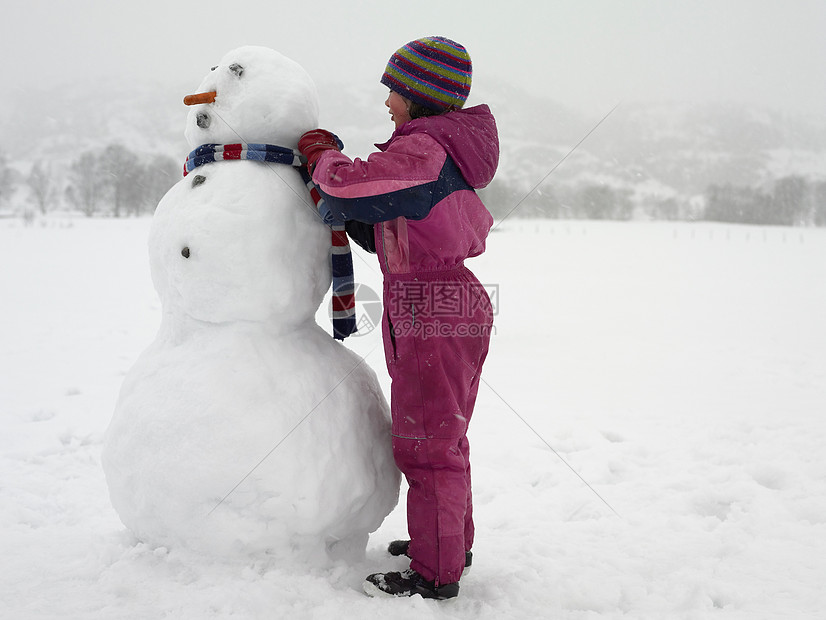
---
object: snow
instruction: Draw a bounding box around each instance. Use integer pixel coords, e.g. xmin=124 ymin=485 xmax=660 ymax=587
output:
xmin=2 ymin=217 xmax=825 ymax=618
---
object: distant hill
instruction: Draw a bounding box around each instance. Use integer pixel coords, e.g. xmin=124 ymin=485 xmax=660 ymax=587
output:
xmin=3 ymin=76 xmax=825 ymax=221
xmin=2 ymin=77 xmax=190 ymax=170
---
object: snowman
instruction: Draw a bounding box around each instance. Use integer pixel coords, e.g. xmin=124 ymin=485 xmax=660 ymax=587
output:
xmin=102 ymin=46 xmax=399 ymax=562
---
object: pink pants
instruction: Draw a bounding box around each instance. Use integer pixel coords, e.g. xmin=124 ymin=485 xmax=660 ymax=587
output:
xmin=382 ymin=265 xmax=493 ymax=585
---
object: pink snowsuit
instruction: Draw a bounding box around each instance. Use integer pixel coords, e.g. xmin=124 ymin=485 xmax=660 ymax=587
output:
xmin=313 ymin=104 xmax=499 ymax=585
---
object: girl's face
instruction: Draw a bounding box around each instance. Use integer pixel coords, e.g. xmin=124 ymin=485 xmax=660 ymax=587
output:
xmin=385 ymin=90 xmax=412 ymax=128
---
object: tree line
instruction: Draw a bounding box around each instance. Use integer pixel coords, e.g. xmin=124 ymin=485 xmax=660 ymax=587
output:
xmin=704 ymin=177 xmax=826 ymax=226
xmin=479 ymin=175 xmax=826 ymax=226
xmin=0 ymin=145 xmax=179 ymax=219
xmin=2 ymin=146 xmax=824 ymax=226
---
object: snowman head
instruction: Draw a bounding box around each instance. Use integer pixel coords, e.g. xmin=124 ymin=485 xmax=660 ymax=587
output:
xmin=184 ymin=46 xmax=319 ymax=149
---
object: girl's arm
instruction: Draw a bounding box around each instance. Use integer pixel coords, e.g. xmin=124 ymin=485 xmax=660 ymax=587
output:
xmin=312 ymin=133 xmax=448 ymax=224
xmin=344 ymin=220 xmax=376 ymax=253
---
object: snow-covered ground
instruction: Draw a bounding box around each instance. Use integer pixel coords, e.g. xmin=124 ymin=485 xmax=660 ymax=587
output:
xmin=1 ymin=216 xmax=825 ymax=619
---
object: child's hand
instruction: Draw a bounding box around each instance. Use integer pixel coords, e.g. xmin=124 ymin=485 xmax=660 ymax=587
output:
xmin=317 ymin=202 xmax=335 ymax=225
xmin=298 ymin=129 xmax=343 ymax=174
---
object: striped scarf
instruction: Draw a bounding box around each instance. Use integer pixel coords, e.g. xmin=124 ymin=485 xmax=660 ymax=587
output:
xmin=183 ymin=143 xmax=357 ymax=340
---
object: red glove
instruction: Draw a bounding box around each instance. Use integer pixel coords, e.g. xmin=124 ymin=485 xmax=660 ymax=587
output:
xmin=298 ymin=129 xmax=343 ymax=174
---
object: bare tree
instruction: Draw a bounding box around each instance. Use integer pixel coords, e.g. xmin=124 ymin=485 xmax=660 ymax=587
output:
xmin=65 ymin=148 xmax=178 ymax=217
xmin=704 ymin=184 xmax=769 ymax=224
xmin=813 ymin=181 xmax=826 ymax=227
xmin=137 ymin=156 xmax=179 ymax=213
xmin=575 ymin=184 xmax=633 ymax=220
xmin=66 ymin=151 xmax=105 ymax=217
xmin=27 ymin=162 xmax=55 ymax=215
xmin=771 ymin=176 xmax=809 ymax=226
xmin=0 ymin=151 xmax=17 ymax=211
xmin=101 ymin=144 xmax=141 ymax=217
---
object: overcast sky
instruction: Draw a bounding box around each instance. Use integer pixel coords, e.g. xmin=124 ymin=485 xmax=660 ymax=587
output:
xmin=2 ymin=0 xmax=825 ymax=118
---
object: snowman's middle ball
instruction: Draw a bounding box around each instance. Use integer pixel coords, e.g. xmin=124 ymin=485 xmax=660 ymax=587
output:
xmin=150 ymin=163 xmax=330 ymax=329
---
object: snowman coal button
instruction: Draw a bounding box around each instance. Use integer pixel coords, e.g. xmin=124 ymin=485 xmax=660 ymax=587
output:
xmin=191 ymin=174 xmax=206 ymax=188
xmin=181 ymin=247 xmax=191 ymax=259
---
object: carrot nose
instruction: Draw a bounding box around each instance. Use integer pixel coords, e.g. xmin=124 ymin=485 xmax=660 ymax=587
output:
xmin=183 ymin=91 xmax=217 ymax=106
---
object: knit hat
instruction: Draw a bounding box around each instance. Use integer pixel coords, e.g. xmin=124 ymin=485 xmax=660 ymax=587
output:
xmin=380 ymin=36 xmax=472 ymax=112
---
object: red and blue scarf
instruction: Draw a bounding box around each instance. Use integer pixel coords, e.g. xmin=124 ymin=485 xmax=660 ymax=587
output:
xmin=183 ymin=143 xmax=356 ymax=340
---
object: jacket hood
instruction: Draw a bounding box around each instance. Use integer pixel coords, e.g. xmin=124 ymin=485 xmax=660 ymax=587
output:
xmin=377 ymin=104 xmax=499 ymax=189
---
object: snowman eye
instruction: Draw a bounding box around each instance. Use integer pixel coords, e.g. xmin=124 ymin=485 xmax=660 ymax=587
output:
xmin=181 ymin=247 xmax=191 ymax=259
xmin=210 ymin=66 xmax=217 ymax=71
xmin=228 ymin=63 xmax=244 ymax=77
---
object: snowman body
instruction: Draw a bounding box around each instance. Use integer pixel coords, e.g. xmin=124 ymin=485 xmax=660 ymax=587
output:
xmin=102 ymin=47 xmax=398 ymax=561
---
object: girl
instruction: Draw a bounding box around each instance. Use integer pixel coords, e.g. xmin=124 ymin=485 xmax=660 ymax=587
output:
xmin=298 ymin=35 xmax=499 ymax=600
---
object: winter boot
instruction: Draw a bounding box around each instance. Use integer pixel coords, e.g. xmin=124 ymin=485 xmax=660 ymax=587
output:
xmin=363 ymin=568 xmax=459 ymax=600
xmin=387 ymin=539 xmax=473 ymax=571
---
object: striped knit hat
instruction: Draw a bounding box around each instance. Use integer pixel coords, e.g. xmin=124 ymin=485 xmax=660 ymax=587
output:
xmin=380 ymin=36 xmax=472 ymax=112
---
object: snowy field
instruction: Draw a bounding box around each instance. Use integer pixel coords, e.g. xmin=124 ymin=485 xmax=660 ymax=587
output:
xmin=1 ymin=216 xmax=825 ymax=619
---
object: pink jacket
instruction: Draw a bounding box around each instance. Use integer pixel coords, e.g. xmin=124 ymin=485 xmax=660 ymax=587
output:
xmin=312 ymin=104 xmax=499 ymax=275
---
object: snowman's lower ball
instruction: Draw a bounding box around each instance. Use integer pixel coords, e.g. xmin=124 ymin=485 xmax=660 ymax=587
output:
xmin=102 ymin=323 xmax=399 ymax=561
